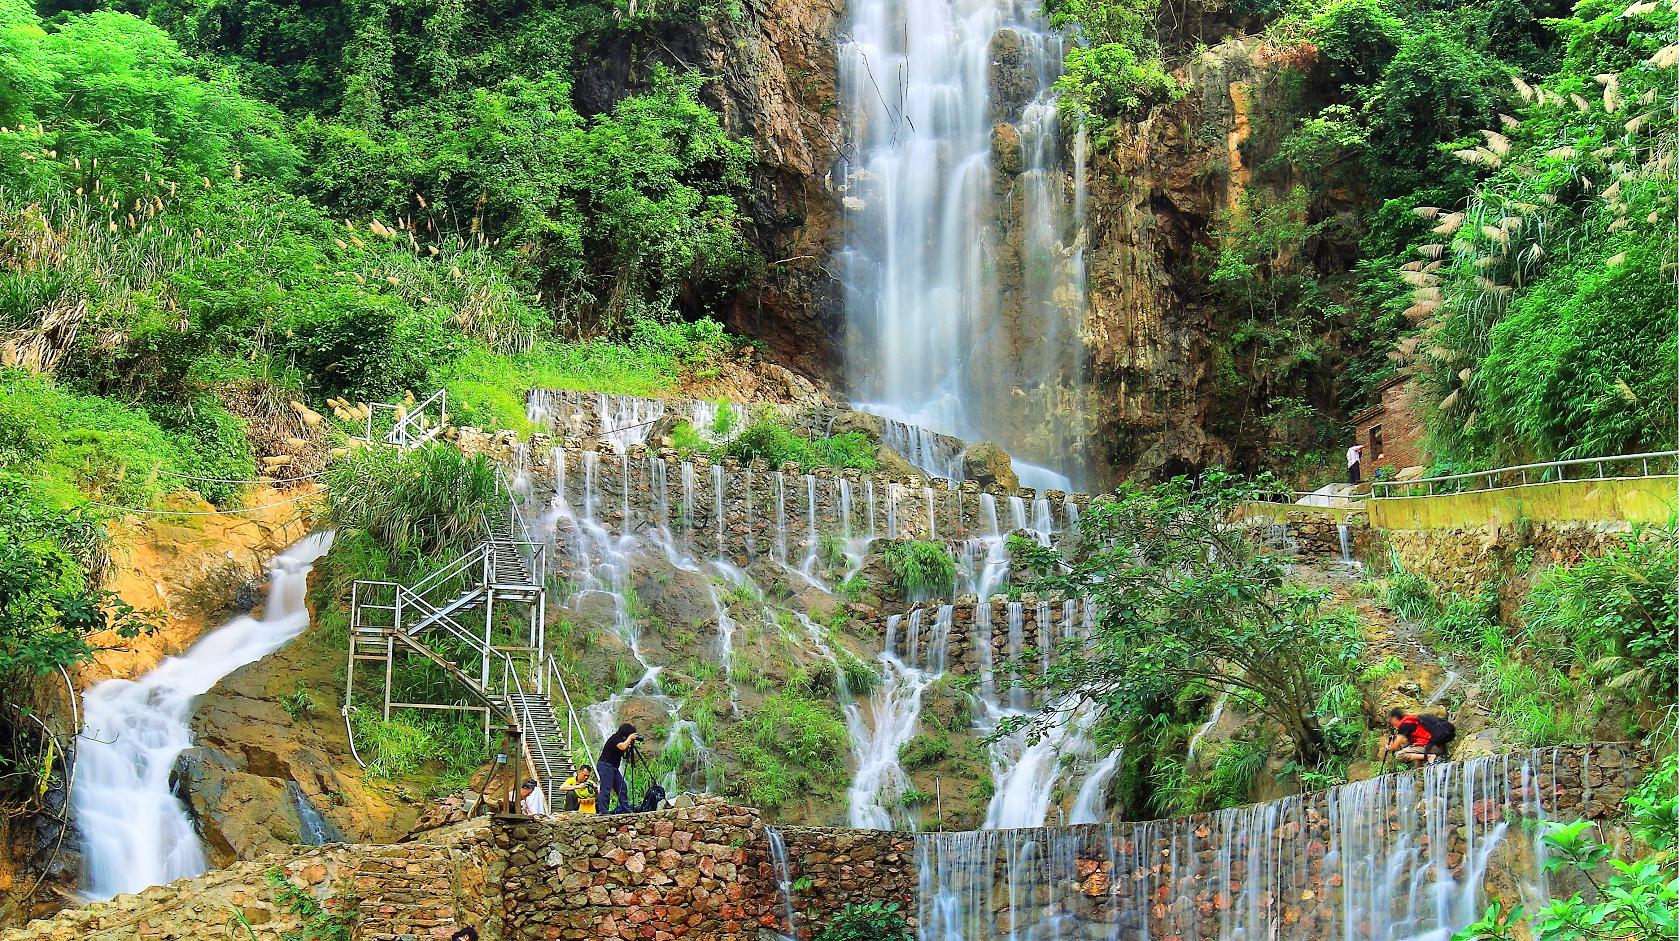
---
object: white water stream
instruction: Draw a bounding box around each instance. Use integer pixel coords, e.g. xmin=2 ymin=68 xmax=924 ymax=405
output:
xmin=839 ymin=0 xmax=1089 ymax=482
xmin=72 ymin=532 xmax=334 ymax=900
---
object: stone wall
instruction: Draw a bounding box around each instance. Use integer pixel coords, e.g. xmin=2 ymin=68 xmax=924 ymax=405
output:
xmin=864 ymin=597 xmax=1096 ymax=678
xmin=1 ymin=821 xmax=492 ymax=941
xmin=544 ymin=445 xmax=1089 ymax=571
xmin=775 ymin=827 xmax=917 ymax=935
xmin=496 ymin=800 xmax=769 ymax=941
xmin=1380 ymin=519 xmax=1666 ymax=614
xmin=1237 ymin=507 xmax=1378 ymax=560
xmin=8 ymin=747 xmax=1646 ymax=941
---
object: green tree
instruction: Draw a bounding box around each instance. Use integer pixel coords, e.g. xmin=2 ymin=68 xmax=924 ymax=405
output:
xmin=1011 ymin=471 xmax=1365 ymax=762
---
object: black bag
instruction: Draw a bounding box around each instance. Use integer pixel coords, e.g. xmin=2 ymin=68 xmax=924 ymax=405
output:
xmin=638 ymin=783 xmax=666 ymax=812
xmin=1418 ymin=714 xmax=1456 ymax=745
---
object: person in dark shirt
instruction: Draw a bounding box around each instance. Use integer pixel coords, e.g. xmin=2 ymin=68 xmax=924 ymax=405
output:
xmin=596 ymin=722 xmax=638 ymax=813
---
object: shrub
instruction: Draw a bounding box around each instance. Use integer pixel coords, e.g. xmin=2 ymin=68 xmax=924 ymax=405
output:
xmin=898 ymin=733 xmax=951 ymax=770
xmin=721 ymin=421 xmax=877 ymax=472
xmin=814 ymin=902 xmax=913 ymax=941
xmin=882 ymin=540 xmax=956 ymax=600
xmin=325 ymin=443 xmax=508 ymax=560
xmin=1522 ymin=532 xmax=1678 ymax=706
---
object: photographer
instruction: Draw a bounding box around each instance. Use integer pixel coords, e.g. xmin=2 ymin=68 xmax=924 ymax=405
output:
xmin=596 ymin=723 xmax=638 ymax=814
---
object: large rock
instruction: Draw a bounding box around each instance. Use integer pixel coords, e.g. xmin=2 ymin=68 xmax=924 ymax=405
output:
xmin=827 ymin=410 xmax=886 ymax=442
xmin=988 ymin=28 xmax=1036 ymax=122
xmin=963 ymin=442 xmax=1019 ymax=492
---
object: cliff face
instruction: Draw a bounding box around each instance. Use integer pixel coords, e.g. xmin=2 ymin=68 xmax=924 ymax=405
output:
xmin=572 ymin=0 xmax=847 ymax=384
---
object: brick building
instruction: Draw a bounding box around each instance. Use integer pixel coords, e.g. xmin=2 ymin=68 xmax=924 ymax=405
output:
xmin=1350 ymin=373 xmax=1427 ymax=474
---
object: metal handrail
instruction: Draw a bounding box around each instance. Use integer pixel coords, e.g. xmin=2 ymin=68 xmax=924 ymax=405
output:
xmin=1371 ymin=451 xmax=1678 ymax=498
xmin=546 ymin=655 xmax=594 ymax=768
xmin=380 ymin=388 xmax=448 ymax=448
xmin=391 ymin=583 xmax=558 ymax=793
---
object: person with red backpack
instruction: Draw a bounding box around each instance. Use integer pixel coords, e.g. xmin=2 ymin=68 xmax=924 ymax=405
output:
xmin=1382 ymin=708 xmax=1455 ymax=765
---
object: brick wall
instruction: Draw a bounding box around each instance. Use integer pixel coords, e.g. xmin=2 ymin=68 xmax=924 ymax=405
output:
xmin=1352 ymin=377 xmax=1426 ymax=474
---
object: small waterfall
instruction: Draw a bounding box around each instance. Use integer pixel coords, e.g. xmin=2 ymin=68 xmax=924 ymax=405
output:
xmin=773 ymin=471 xmax=789 ymax=565
xmin=767 ymin=826 xmax=799 ymax=938
xmin=595 ymin=393 xmax=664 ymax=452
xmin=286 ymin=781 xmax=343 ymax=845
xmin=1338 ymin=522 xmax=1353 ymax=562
xmin=876 ymin=417 xmax=967 ymax=480
xmin=73 ymin=532 xmax=335 ymax=900
xmin=919 ymin=751 xmax=1567 ymax=941
xmin=712 ymin=464 xmax=727 ymax=556
xmin=850 ymin=607 xmax=953 ymax=829
xmin=1066 ymin=748 xmax=1123 ymax=824
xmin=690 ymin=400 xmax=745 ymax=444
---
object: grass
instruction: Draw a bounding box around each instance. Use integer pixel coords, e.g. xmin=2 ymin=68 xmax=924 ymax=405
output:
xmin=0 ymin=368 xmax=256 ymax=508
xmin=726 ymin=691 xmax=849 ymax=812
xmin=883 ymin=540 xmax=957 ymax=600
xmin=324 ymin=442 xmax=508 ymax=559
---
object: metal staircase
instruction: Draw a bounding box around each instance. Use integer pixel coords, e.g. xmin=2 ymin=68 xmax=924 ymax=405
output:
xmin=345 ymin=464 xmax=592 ymax=805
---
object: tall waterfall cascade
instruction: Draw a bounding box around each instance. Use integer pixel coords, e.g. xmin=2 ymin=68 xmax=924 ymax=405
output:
xmin=72 ymin=533 xmax=334 ymax=900
xmin=838 ymin=0 xmax=1092 ymax=488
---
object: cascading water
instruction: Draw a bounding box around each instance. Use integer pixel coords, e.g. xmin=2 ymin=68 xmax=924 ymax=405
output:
xmin=838 ymin=0 xmax=1090 ymax=484
xmin=73 ymin=533 xmax=334 ymax=900
xmin=849 ymin=607 xmax=953 ymax=829
xmin=918 ymin=750 xmax=1569 ymax=941
xmin=1066 ymin=747 xmax=1123 ymax=824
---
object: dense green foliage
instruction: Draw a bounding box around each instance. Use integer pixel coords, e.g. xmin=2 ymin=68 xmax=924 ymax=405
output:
xmin=325 ymin=443 xmax=509 ymax=561
xmin=1453 ymin=754 xmax=1676 ymax=941
xmin=1047 ymin=0 xmax=1180 ymax=123
xmin=1013 ymin=471 xmax=1367 ymax=764
xmin=0 ymin=474 xmax=154 ymax=680
xmin=718 ymin=420 xmax=878 ymax=472
xmin=727 ymin=691 xmax=849 ymax=811
xmin=882 ymin=539 xmax=958 ymax=601
xmin=1382 ymin=530 xmax=1676 ymax=745
xmin=814 ymin=902 xmax=914 ymax=941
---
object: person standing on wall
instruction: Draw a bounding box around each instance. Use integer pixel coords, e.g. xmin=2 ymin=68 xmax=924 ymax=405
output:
xmin=597 ymin=723 xmax=638 ymax=814
xmin=1346 ymin=443 xmax=1364 ymax=486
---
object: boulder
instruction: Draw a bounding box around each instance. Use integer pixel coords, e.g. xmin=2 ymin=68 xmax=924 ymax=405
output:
xmin=988 ymin=28 xmax=1035 ymax=122
xmin=963 ymin=442 xmax=1019 ymax=492
xmin=827 ymin=410 xmax=886 ymax=442
xmin=992 ymin=123 xmax=1024 ymax=175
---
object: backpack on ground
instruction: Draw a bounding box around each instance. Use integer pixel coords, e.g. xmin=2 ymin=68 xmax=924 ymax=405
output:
xmin=638 ymin=783 xmax=666 ymax=813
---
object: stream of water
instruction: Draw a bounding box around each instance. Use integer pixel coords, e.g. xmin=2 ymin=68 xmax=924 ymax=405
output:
xmin=838 ymin=0 xmax=1089 ymax=482
xmin=72 ymin=532 xmax=334 ymax=900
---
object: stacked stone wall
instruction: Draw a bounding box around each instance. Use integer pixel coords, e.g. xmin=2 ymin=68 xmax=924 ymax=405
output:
xmin=866 ymin=597 xmax=1095 ymax=677
xmin=2 ymin=821 xmax=492 ymax=941
xmin=7 ymin=747 xmax=1646 ymax=941
xmin=497 ymin=800 xmax=769 ymax=941
xmin=543 ymin=446 xmax=1089 ymax=569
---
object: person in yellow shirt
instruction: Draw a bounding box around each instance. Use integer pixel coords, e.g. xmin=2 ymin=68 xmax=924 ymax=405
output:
xmin=559 ymin=765 xmax=598 ymax=814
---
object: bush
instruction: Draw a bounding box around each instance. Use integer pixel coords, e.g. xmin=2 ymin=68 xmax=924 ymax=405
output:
xmin=0 ymin=473 xmax=156 ymax=681
xmin=1522 ymin=532 xmax=1678 ymax=706
xmin=883 ymin=540 xmax=957 ymax=601
xmin=721 ymin=420 xmax=877 ymax=471
xmin=325 ymin=443 xmax=509 ymax=560
xmin=814 ymin=902 xmax=913 ymax=941
xmin=898 ymin=733 xmax=951 ymax=770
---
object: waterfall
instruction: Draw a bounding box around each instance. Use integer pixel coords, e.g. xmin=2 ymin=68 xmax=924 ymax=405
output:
xmin=1066 ymin=748 xmax=1123 ymax=824
xmin=849 ymin=607 xmax=953 ymax=829
xmin=838 ymin=0 xmax=1089 ymax=483
xmin=767 ymin=826 xmax=799 ymax=937
xmin=73 ymin=532 xmax=335 ymax=900
xmin=918 ymin=751 xmax=1567 ymax=941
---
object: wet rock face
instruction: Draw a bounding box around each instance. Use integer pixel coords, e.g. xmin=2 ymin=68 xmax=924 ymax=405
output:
xmin=570 ymin=0 xmax=847 ymax=384
xmin=988 ymin=28 xmax=1037 ymax=122
xmin=963 ymin=442 xmax=1019 ymax=492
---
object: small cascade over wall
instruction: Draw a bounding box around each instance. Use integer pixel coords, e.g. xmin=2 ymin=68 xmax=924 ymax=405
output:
xmin=11 ymin=746 xmax=1644 ymax=941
